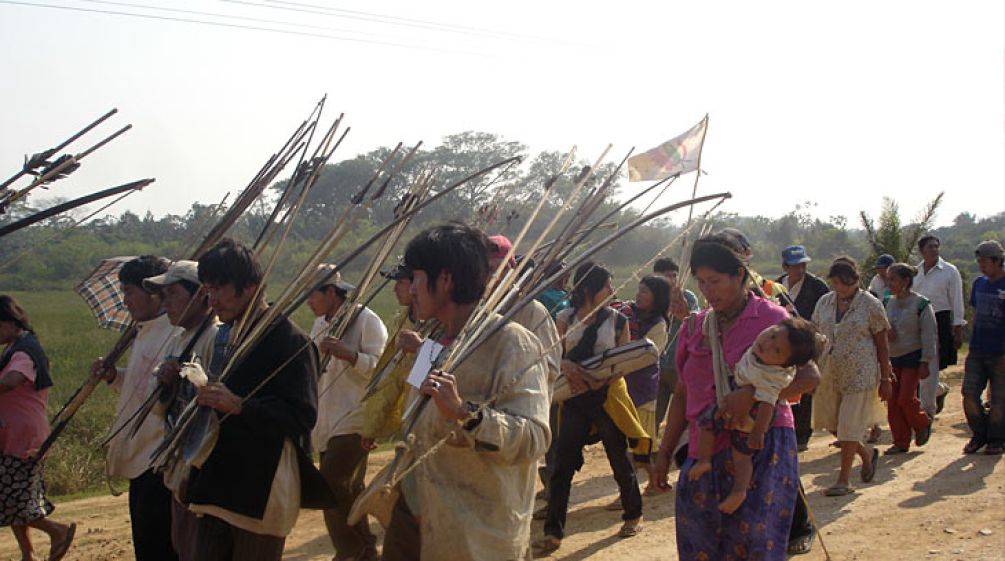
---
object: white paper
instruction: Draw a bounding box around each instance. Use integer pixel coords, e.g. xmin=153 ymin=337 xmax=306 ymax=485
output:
xmin=406 ymin=338 xmax=443 ymax=389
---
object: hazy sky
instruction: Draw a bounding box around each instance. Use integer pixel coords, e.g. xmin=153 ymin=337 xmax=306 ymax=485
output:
xmin=1 ymin=0 xmax=1002 ymax=228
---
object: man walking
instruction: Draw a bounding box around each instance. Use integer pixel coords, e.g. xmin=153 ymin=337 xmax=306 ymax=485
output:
xmin=962 ymin=240 xmax=1005 ymax=455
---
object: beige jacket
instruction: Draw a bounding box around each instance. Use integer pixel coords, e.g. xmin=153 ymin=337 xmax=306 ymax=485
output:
xmin=411 ymin=315 xmax=551 ymax=561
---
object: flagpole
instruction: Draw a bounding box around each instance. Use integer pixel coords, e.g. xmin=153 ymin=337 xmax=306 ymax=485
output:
xmin=677 ymin=113 xmax=710 ymax=285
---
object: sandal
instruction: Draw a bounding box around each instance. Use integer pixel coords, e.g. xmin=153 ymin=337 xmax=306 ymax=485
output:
xmin=915 ymin=417 xmax=933 ymax=447
xmin=787 ymin=532 xmax=815 ymax=555
xmin=963 ymin=437 xmax=986 ymax=455
xmin=884 ymin=446 xmax=908 ymax=455
xmin=617 ymin=516 xmax=643 ymax=538
xmin=984 ymin=443 xmax=1004 ymax=456
xmin=531 ymin=536 xmax=561 ymax=558
xmin=861 ymin=448 xmax=879 ymax=483
xmin=49 ymin=522 xmax=76 ymax=561
xmin=823 ymin=484 xmax=854 ymax=497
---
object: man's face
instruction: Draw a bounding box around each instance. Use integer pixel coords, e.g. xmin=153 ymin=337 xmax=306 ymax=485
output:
xmin=204 ymin=282 xmax=257 ymax=324
xmin=921 ymin=239 xmax=941 ymax=262
xmin=410 ymin=269 xmax=449 ymax=321
xmin=163 ymin=283 xmax=206 ymax=327
xmin=306 ymin=286 xmax=342 ymax=318
xmin=876 ymin=266 xmax=889 ymax=281
xmin=977 ymin=256 xmax=1003 ymax=277
xmin=782 ymin=263 xmax=807 ymax=283
xmin=392 ymin=278 xmax=413 ymax=307
xmin=122 ymin=283 xmax=162 ymax=322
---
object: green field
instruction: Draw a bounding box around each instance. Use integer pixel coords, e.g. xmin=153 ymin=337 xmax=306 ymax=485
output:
xmin=5 ymin=286 xmax=405 ymax=498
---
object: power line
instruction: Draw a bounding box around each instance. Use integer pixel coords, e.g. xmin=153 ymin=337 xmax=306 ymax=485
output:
xmin=0 ymin=0 xmax=491 ymax=56
xmin=80 ymin=0 xmax=390 ymax=38
xmin=253 ymin=0 xmax=572 ymax=46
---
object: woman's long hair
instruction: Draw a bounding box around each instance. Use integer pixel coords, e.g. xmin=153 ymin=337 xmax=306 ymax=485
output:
xmin=637 ymin=274 xmax=670 ymax=326
xmin=570 ymin=261 xmax=612 ymax=311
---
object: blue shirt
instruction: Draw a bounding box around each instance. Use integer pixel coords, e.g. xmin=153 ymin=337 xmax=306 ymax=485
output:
xmin=535 ymin=288 xmax=570 ymax=319
xmin=969 ymin=275 xmax=1005 ymax=355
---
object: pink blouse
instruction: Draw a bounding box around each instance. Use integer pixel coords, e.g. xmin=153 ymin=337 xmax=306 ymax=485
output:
xmin=0 ymin=351 xmax=49 ymax=458
xmin=675 ymin=295 xmax=794 ymax=458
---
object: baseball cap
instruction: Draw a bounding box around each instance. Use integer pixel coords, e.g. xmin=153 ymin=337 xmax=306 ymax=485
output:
xmin=380 ymin=261 xmax=412 ymax=281
xmin=975 ymin=240 xmax=1004 ymax=259
xmin=312 ymin=264 xmax=355 ymax=294
xmin=874 ymin=254 xmax=895 ymax=269
xmin=781 ymin=245 xmax=811 ymax=266
xmin=487 ymin=235 xmax=517 ymax=268
xmin=142 ymin=260 xmax=200 ymax=290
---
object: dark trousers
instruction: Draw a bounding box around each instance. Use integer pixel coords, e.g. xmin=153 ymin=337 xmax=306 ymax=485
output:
xmin=538 ymin=404 xmax=560 ymax=495
xmin=545 ymin=393 xmax=642 ymax=539
xmin=788 ymin=481 xmax=814 ymax=544
xmin=192 ymin=514 xmax=285 ymax=561
xmin=792 ymin=393 xmax=814 ymax=447
xmin=381 ymin=496 xmax=421 ymax=561
xmin=934 ymin=310 xmax=958 ymax=369
xmin=171 ymin=498 xmax=199 ymax=561
xmin=319 ymin=434 xmax=376 ymax=559
xmin=129 ymin=469 xmax=179 ymax=561
xmin=963 ymin=352 xmax=1005 ymax=445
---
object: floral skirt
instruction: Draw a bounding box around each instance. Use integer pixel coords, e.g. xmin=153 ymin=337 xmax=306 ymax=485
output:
xmin=0 ymin=454 xmax=54 ymax=526
xmin=675 ymin=426 xmax=798 ymax=561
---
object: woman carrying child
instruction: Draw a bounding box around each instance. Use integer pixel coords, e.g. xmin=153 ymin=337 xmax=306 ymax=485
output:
xmin=652 ymin=234 xmax=821 ymax=561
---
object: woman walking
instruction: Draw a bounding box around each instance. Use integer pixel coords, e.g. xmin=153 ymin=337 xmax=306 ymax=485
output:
xmin=533 ymin=262 xmax=647 ymax=556
xmin=0 ymin=295 xmax=76 ymax=561
xmin=614 ymin=275 xmax=670 ymax=494
xmin=812 ymin=257 xmax=891 ymax=495
xmin=883 ymin=263 xmax=937 ymax=454
xmin=652 ymin=234 xmax=819 ymax=561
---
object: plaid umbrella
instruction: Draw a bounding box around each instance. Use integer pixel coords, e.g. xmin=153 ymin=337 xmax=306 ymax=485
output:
xmin=75 ymin=256 xmax=136 ymax=332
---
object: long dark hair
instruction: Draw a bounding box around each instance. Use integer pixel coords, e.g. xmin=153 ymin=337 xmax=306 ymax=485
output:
xmin=570 ymin=261 xmax=611 ymax=310
xmin=0 ymin=295 xmax=33 ymax=333
xmin=637 ymin=274 xmax=670 ymax=326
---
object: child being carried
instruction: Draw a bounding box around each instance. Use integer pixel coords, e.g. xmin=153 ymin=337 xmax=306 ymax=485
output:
xmin=689 ymin=317 xmax=822 ymax=514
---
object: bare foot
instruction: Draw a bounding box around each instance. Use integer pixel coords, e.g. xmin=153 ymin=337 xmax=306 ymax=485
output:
xmin=718 ymin=490 xmax=746 ymax=514
xmin=688 ymin=460 xmax=711 ymax=481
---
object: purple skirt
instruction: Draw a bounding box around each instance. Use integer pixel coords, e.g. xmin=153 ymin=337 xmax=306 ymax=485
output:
xmin=675 ymin=426 xmax=798 ymax=561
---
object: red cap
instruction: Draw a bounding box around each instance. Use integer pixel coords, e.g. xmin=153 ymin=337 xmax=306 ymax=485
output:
xmin=487 ymin=235 xmax=517 ymax=268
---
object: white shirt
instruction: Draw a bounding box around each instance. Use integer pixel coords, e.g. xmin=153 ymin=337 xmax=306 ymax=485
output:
xmin=783 ymin=276 xmax=805 ymax=302
xmin=867 ymin=275 xmax=888 ymax=298
xmin=106 ymin=313 xmax=178 ymax=479
xmin=914 ymin=257 xmax=965 ymax=326
xmin=310 ymin=305 xmax=388 ymax=451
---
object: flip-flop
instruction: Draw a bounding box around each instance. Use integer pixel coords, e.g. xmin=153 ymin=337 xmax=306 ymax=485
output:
xmin=49 ymin=522 xmax=76 ymax=561
xmin=617 ymin=517 xmax=643 ymax=538
xmin=861 ymin=448 xmax=879 ymax=483
xmin=823 ymin=484 xmax=854 ymax=496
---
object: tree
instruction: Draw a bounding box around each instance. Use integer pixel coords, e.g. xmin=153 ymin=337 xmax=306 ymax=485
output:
xmin=859 ymin=192 xmax=943 ymax=266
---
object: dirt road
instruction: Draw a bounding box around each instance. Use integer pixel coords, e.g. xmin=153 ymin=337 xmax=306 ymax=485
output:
xmin=3 ymin=367 xmax=1003 ymax=560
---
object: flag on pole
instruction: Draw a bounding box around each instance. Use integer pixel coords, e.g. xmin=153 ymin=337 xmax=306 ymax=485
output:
xmin=628 ymin=116 xmax=707 ymax=182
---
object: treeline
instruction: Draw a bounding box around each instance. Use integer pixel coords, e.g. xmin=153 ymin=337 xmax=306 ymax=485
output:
xmin=2 ymin=131 xmax=1003 ymax=291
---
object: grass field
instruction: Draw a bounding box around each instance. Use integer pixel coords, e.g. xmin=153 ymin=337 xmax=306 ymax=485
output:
xmin=5 ymin=286 xmax=405 ymax=498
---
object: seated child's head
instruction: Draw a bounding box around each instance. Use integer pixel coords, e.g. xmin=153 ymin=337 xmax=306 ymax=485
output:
xmin=753 ymin=317 xmax=823 ymax=368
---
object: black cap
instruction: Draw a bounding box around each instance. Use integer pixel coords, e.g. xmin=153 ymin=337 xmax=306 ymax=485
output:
xmin=380 ymin=262 xmax=412 ymax=281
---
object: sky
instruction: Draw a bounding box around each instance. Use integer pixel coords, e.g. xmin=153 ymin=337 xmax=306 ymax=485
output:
xmin=1 ymin=0 xmax=1002 ymax=228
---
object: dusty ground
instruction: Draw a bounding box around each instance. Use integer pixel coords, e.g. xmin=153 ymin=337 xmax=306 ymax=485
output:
xmin=3 ymin=366 xmax=1003 ymax=561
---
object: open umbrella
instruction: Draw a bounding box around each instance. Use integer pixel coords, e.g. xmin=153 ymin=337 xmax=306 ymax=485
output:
xmin=75 ymin=256 xmax=135 ymax=332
